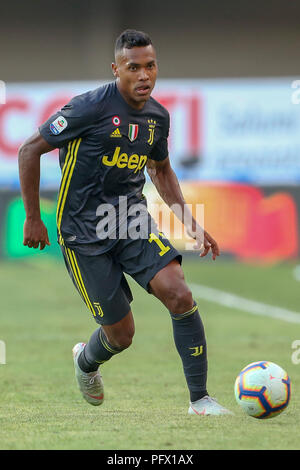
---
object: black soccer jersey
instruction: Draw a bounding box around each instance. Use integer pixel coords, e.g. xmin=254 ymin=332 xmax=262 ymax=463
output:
xmin=39 ymin=81 xmax=170 ymax=254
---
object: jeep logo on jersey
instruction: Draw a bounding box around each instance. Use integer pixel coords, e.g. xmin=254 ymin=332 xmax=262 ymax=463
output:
xmin=102 ymin=146 xmax=147 ymax=173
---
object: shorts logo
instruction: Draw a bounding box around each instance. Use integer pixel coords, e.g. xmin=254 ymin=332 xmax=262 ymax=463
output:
xmin=128 ymin=124 xmax=139 ymax=142
xmin=93 ymin=302 xmax=104 ymax=317
xmin=112 ymin=115 xmax=121 ymax=126
xmin=50 ymin=116 xmax=68 ymax=135
xmin=102 ymin=146 xmax=147 ymax=173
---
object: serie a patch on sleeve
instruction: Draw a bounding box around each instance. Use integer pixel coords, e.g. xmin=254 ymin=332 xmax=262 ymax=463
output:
xmin=50 ymin=116 xmax=68 ymax=135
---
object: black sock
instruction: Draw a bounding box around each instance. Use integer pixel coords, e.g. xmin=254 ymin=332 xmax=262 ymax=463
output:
xmin=78 ymin=327 xmax=123 ymax=373
xmin=170 ymin=302 xmax=208 ymax=402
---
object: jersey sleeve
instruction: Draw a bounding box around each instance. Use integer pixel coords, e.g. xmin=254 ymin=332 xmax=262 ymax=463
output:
xmin=38 ymin=93 xmax=98 ymax=148
xmin=149 ymin=112 xmax=170 ymax=161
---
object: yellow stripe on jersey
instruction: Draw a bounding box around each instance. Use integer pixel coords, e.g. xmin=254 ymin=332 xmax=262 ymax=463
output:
xmin=56 ymin=138 xmax=81 ymax=245
xmin=63 ymin=246 xmax=86 ymax=304
xmin=65 ymin=247 xmax=95 ymax=316
xmin=67 ymin=248 xmax=96 ymax=318
xmin=56 ymin=140 xmax=73 ymax=230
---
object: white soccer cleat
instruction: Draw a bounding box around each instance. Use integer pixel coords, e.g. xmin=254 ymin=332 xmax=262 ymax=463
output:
xmin=72 ymin=342 xmax=104 ymax=406
xmin=188 ymin=395 xmax=234 ymax=416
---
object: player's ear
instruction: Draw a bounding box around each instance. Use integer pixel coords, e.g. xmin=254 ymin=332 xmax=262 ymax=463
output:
xmin=111 ymin=63 xmax=119 ymax=78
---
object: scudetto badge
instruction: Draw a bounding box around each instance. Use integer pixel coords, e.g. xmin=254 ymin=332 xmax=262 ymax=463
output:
xmin=128 ymin=124 xmax=139 ymax=142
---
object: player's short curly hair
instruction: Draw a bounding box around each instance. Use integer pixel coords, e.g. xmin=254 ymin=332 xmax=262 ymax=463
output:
xmin=115 ymin=29 xmax=152 ymax=55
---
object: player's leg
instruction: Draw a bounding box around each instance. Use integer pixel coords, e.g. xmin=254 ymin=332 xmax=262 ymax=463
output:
xmin=73 ymin=311 xmax=134 ymax=407
xmin=115 ymin=231 xmax=208 ymax=402
xmin=149 ymin=261 xmax=232 ymax=415
xmin=149 ymin=259 xmax=209 ymax=404
xmin=102 ymin=309 xmax=135 ymax=349
xmin=116 ymin=225 xmax=232 ymax=415
xmin=148 ymin=259 xmax=193 ymax=313
xmin=61 ymin=245 xmax=134 ymax=405
xmin=78 ymin=309 xmax=135 ymax=372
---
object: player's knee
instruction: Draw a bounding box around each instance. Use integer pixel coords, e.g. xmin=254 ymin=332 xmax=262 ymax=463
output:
xmin=107 ymin=329 xmax=135 ymax=351
xmin=118 ymin=333 xmax=134 ymax=350
xmin=168 ymin=285 xmax=193 ymax=314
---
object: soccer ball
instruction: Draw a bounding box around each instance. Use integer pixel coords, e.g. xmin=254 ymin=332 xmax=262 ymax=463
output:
xmin=234 ymin=361 xmax=291 ymax=419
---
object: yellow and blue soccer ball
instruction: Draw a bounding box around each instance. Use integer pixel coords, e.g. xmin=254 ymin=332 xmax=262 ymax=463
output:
xmin=234 ymin=361 xmax=291 ymax=419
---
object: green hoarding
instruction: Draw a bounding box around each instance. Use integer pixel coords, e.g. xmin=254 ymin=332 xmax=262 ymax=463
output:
xmin=4 ymin=195 xmax=60 ymax=258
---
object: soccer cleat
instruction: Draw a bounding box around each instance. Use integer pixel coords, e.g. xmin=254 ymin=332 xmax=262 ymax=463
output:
xmin=72 ymin=342 xmax=104 ymax=406
xmin=188 ymin=395 xmax=234 ymax=416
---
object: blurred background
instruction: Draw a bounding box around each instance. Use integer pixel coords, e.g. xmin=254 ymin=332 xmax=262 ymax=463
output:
xmin=1 ymin=0 xmax=300 ymax=264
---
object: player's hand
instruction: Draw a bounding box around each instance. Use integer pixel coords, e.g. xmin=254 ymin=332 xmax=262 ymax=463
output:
xmin=23 ymin=218 xmax=51 ymax=250
xmin=192 ymin=229 xmax=220 ymax=260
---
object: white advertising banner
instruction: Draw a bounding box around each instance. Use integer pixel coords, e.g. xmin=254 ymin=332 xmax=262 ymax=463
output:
xmin=0 ymin=78 xmax=299 ymax=188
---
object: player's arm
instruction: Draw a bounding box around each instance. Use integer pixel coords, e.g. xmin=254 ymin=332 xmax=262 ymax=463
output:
xmin=18 ymin=91 xmax=97 ymax=250
xmin=18 ymin=131 xmax=54 ymax=250
xmin=146 ymin=156 xmax=220 ymax=260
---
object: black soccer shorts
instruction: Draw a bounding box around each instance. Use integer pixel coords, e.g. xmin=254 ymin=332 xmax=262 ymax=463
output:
xmin=61 ymin=231 xmax=182 ymax=325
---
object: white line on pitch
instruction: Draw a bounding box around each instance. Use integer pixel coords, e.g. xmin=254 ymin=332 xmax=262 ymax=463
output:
xmin=189 ymin=283 xmax=300 ymax=324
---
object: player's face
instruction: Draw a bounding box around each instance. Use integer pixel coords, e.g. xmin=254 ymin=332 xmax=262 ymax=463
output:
xmin=112 ymin=45 xmax=158 ymax=110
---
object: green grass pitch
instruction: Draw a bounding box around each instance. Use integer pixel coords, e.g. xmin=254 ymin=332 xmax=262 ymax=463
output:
xmin=0 ymin=255 xmax=299 ymax=450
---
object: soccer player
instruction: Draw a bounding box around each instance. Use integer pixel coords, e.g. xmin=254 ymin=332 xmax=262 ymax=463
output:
xmin=18 ymin=30 xmax=232 ymax=416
